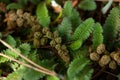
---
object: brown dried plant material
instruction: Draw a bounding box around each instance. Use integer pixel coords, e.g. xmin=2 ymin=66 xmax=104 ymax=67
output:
xmin=110 ymin=52 xmax=119 ymax=61
xmin=0 ymin=2 xmax=6 ymax=12
xmin=90 ymin=52 xmax=100 ymax=61
xmin=96 ymin=44 xmax=106 ymax=54
xmin=99 ymin=55 xmax=111 ymax=67
xmin=109 ymin=60 xmax=117 ymax=69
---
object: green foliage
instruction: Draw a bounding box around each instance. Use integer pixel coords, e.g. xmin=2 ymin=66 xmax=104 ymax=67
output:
xmin=19 ymin=43 xmax=31 ymax=55
xmin=0 ymin=49 xmax=20 ymax=63
xmin=103 ymin=7 xmax=120 ymax=49
xmin=78 ymin=0 xmax=96 ymax=11
xmin=67 ymin=57 xmax=92 ymax=80
xmin=69 ymin=40 xmax=83 ymax=51
xmin=47 ymin=76 xmax=59 ymax=80
xmin=5 ymin=35 xmax=16 ymax=47
xmin=36 ymin=2 xmax=50 ymax=27
xmin=7 ymin=3 xmax=23 ymax=9
xmin=92 ymin=23 xmax=103 ymax=50
xmin=71 ymin=18 xmax=94 ymax=41
xmin=58 ymin=17 xmax=72 ymax=40
xmin=69 ymin=9 xmax=82 ymax=30
xmin=3 ymin=68 xmax=24 ymax=80
xmin=0 ymin=0 xmax=11 ymax=4
xmin=63 ymin=1 xmax=72 ymax=17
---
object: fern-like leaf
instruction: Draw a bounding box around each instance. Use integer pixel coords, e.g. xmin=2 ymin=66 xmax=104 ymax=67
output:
xmin=69 ymin=40 xmax=83 ymax=50
xmin=19 ymin=43 xmax=31 ymax=55
xmin=78 ymin=0 xmax=96 ymax=11
xmin=5 ymin=35 xmax=16 ymax=47
xmin=36 ymin=2 xmax=50 ymax=27
xmin=74 ymin=66 xmax=93 ymax=80
xmin=3 ymin=68 xmax=24 ymax=80
xmin=63 ymin=1 xmax=72 ymax=17
xmin=70 ymin=9 xmax=82 ymax=30
xmin=103 ymin=7 xmax=120 ymax=49
xmin=47 ymin=76 xmax=59 ymax=80
xmin=67 ymin=57 xmax=90 ymax=80
xmin=7 ymin=3 xmax=23 ymax=9
xmin=92 ymin=23 xmax=103 ymax=50
xmin=71 ymin=18 xmax=94 ymax=41
xmin=0 ymin=49 xmax=20 ymax=63
xmin=58 ymin=17 xmax=72 ymax=40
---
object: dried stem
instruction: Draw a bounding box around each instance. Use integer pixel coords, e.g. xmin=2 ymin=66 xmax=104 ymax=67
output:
xmin=0 ymin=53 xmax=55 ymax=76
xmin=0 ymin=39 xmax=56 ymax=76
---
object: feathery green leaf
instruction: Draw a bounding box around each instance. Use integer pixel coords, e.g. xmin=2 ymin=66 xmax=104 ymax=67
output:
xmin=36 ymin=2 xmax=50 ymax=27
xmin=5 ymin=35 xmax=16 ymax=47
xmin=93 ymin=23 xmax=103 ymax=50
xmin=78 ymin=0 xmax=96 ymax=11
xmin=71 ymin=18 xmax=94 ymax=41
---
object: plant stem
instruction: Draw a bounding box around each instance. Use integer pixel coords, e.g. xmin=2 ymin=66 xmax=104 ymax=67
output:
xmin=0 ymin=39 xmax=56 ymax=76
xmin=0 ymin=53 xmax=55 ymax=76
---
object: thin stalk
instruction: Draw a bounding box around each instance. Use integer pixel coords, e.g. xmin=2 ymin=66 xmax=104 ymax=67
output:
xmin=0 ymin=39 xmax=56 ymax=76
xmin=0 ymin=53 xmax=55 ymax=76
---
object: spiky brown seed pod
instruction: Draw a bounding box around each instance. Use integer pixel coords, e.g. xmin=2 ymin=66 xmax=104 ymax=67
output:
xmin=99 ymin=55 xmax=111 ymax=67
xmin=54 ymin=37 xmax=62 ymax=44
xmin=42 ymin=27 xmax=50 ymax=34
xmin=96 ymin=44 xmax=105 ymax=54
xmin=110 ymin=52 xmax=119 ymax=61
xmin=16 ymin=18 xmax=24 ymax=27
xmin=90 ymin=52 xmax=100 ymax=61
xmin=16 ymin=9 xmax=23 ymax=17
xmin=109 ymin=60 xmax=117 ymax=69
xmin=53 ymin=30 xmax=59 ymax=38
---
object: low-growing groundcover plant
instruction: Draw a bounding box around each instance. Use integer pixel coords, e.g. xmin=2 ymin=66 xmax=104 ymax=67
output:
xmin=0 ymin=0 xmax=120 ymax=80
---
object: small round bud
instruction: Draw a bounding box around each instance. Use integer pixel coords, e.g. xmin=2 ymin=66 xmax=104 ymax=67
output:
xmin=54 ymin=37 xmax=62 ymax=44
xmin=96 ymin=44 xmax=105 ymax=54
xmin=40 ymin=38 xmax=48 ymax=45
xmin=16 ymin=9 xmax=23 ymax=17
xmin=42 ymin=27 xmax=50 ymax=34
xmin=53 ymin=30 xmax=59 ymax=38
xmin=9 ymin=12 xmax=17 ymax=21
xmin=34 ymin=32 xmax=42 ymax=39
xmin=99 ymin=55 xmax=111 ymax=67
xmin=50 ymin=40 xmax=56 ymax=47
xmin=55 ymin=44 xmax=61 ymax=50
xmin=109 ymin=60 xmax=117 ymax=69
xmin=46 ymin=31 xmax=53 ymax=39
xmin=33 ymin=38 xmax=40 ymax=48
xmin=116 ymin=58 xmax=120 ymax=65
xmin=61 ymin=45 xmax=67 ymax=50
xmin=90 ymin=52 xmax=100 ymax=61
xmin=110 ymin=52 xmax=119 ymax=61
xmin=16 ymin=18 xmax=24 ymax=27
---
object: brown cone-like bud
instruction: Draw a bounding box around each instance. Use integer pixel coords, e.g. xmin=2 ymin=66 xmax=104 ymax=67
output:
xmin=53 ymin=30 xmax=59 ymax=38
xmin=110 ymin=52 xmax=119 ymax=61
xmin=16 ymin=18 xmax=24 ymax=27
xmin=16 ymin=9 xmax=23 ymax=17
xmin=99 ymin=55 xmax=111 ymax=67
xmin=96 ymin=44 xmax=105 ymax=54
xmin=109 ymin=60 xmax=117 ymax=69
xmin=90 ymin=52 xmax=100 ymax=61
xmin=54 ymin=37 xmax=62 ymax=44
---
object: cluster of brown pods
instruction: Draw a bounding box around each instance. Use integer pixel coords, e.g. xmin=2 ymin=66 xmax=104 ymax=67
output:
xmin=6 ymin=9 xmax=70 ymax=63
xmin=90 ymin=44 xmax=120 ymax=69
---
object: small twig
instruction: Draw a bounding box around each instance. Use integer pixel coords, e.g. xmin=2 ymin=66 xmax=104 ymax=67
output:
xmin=0 ymin=53 xmax=55 ymax=76
xmin=0 ymin=39 xmax=56 ymax=76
